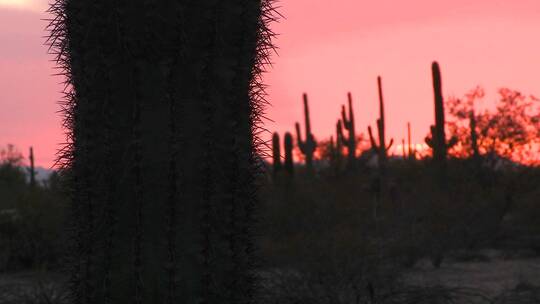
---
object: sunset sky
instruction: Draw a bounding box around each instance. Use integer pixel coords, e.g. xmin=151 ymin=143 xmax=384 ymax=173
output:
xmin=1 ymin=0 xmax=540 ymax=167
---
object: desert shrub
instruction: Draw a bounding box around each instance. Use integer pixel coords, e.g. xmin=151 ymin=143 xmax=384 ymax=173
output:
xmin=0 ymin=170 xmax=67 ymax=272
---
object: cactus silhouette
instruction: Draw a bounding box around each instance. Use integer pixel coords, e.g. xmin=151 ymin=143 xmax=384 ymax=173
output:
xmin=295 ymin=93 xmax=317 ymax=171
xmin=338 ymin=92 xmax=357 ymax=169
xmin=329 ymin=119 xmax=343 ymax=174
xmin=368 ymin=76 xmax=394 ymax=169
xmin=47 ymin=1 xmax=275 ymax=303
xmin=334 ymin=120 xmax=344 ymax=165
xmin=425 ymin=62 xmax=457 ymax=173
xmin=284 ymin=132 xmax=294 ymax=176
xmin=407 ymin=122 xmax=415 ymax=160
xmin=28 ymin=146 xmax=35 ymax=187
xmin=272 ymin=132 xmax=282 ymax=178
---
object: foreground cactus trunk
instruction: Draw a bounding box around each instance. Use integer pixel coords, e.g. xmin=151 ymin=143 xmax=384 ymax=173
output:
xmin=48 ymin=1 xmax=274 ymax=303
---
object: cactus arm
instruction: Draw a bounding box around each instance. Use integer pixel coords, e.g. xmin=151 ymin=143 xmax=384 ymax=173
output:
xmin=407 ymin=122 xmax=413 ymax=157
xmin=347 ymin=92 xmax=354 ymax=128
xmin=303 ymin=93 xmax=311 ymax=135
xmin=337 ymin=120 xmax=344 ymax=143
xmin=295 ymin=122 xmax=305 ymax=152
xmin=425 ymin=125 xmax=436 ymax=148
xmin=425 ymin=136 xmax=433 ymax=148
xmin=284 ymin=132 xmax=294 ymax=176
xmin=368 ymin=126 xmax=378 ymax=149
xmin=386 ymin=138 xmax=394 ymax=151
xmin=341 ymin=92 xmax=354 ymax=130
xmin=338 ymin=117 xmax=349 ymax=143
xmin=341 ymin=105 xmax=350 ymax=128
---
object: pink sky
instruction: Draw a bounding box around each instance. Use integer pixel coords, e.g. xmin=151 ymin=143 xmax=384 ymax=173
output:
xmin=1 ymin=0 xmax=540 ymax=167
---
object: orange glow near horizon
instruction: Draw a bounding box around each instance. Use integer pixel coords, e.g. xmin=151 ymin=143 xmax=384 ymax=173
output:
xmin=265 ymin=0 xmax=540 ymax=165
xmin=2 ymin=1 xmax=540 ymax=167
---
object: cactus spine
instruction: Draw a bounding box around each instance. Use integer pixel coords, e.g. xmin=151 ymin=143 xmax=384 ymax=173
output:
xmin=425 ymin=62 xmax=456 ymax=175
xmin=48 ymin=1 xmax=275 ymax=303
xmin=28 ymin=146 xmax=35 ymax=187
xmin=272 ymin=132 xmax=282 ymax=178
xmin=368 ymin=76 xmax=394 ymax=168
xmin=339 ymin=92 xmax=357 ymax=169
xmin=295 ymin=93 xmax=317 ymax=171
xmin=284 ymin=132 xmax=294 ymax=176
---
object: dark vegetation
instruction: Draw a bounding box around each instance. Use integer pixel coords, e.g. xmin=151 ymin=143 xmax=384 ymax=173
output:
xmin=2 ymin=60 xmax=539 ymax=303
xmin=266 ymin=62 xmax=540 ymax=302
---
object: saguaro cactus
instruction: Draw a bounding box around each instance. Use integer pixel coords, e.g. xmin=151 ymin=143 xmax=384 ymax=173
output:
xmin=28 ymin=146 xmax=36 ymax=187
xmin=407 ymin=122 xmax=415 ymax=160
xmin=295 ymin=93 xmax=317 ymax=171
xmin=338 ymin=92 xmax=357 ymax=168
xmin=48 ymin=1 xmax=275 ymax=303
xmin=284 ymin=132 xmax=294 ymax=176
xmin=425 ymin=62 xmax=457 ymax=172
xmin=334 ymin=120 xmax=344 ymax=162
xmin=272 ymin=132 xmax=282 ymax=178
xmin=368 ymin=76 xmax=394 ymax=168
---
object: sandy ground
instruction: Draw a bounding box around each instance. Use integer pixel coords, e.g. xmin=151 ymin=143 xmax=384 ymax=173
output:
xmin=406 ymin=250 xmax=540 ymax=298
xmin=0 ymin=250 xmax=538 ymax=302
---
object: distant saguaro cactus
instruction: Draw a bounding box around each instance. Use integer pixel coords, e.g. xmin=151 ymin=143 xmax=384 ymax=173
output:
xmin=47 ymin=1 xmax=275 ymax=303
xmin=425 ymin=62 xmax=457 ymax=175
xmin=338 ymin=92 xmax=357 ymax=169
xmin=28 ymin=146 xmax=35 ymax=187
xmin=334 ymin=120 xmax=344 ymax=163
xmin=368 ymin=76 xmax=394 ymax=169
xmin=407 ymin=122 xmax=415 ymax=160
xmin=284 ymin=132 xmax=294 ymax=176
xmin=272 ymin=132 xmax=282 ymax=178
xmin=295 ymin=93 xmax=317 ymax=171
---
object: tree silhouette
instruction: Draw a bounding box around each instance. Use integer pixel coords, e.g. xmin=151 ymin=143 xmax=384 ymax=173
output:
xmin=447 ymin=87 xmax=540 ymax=164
